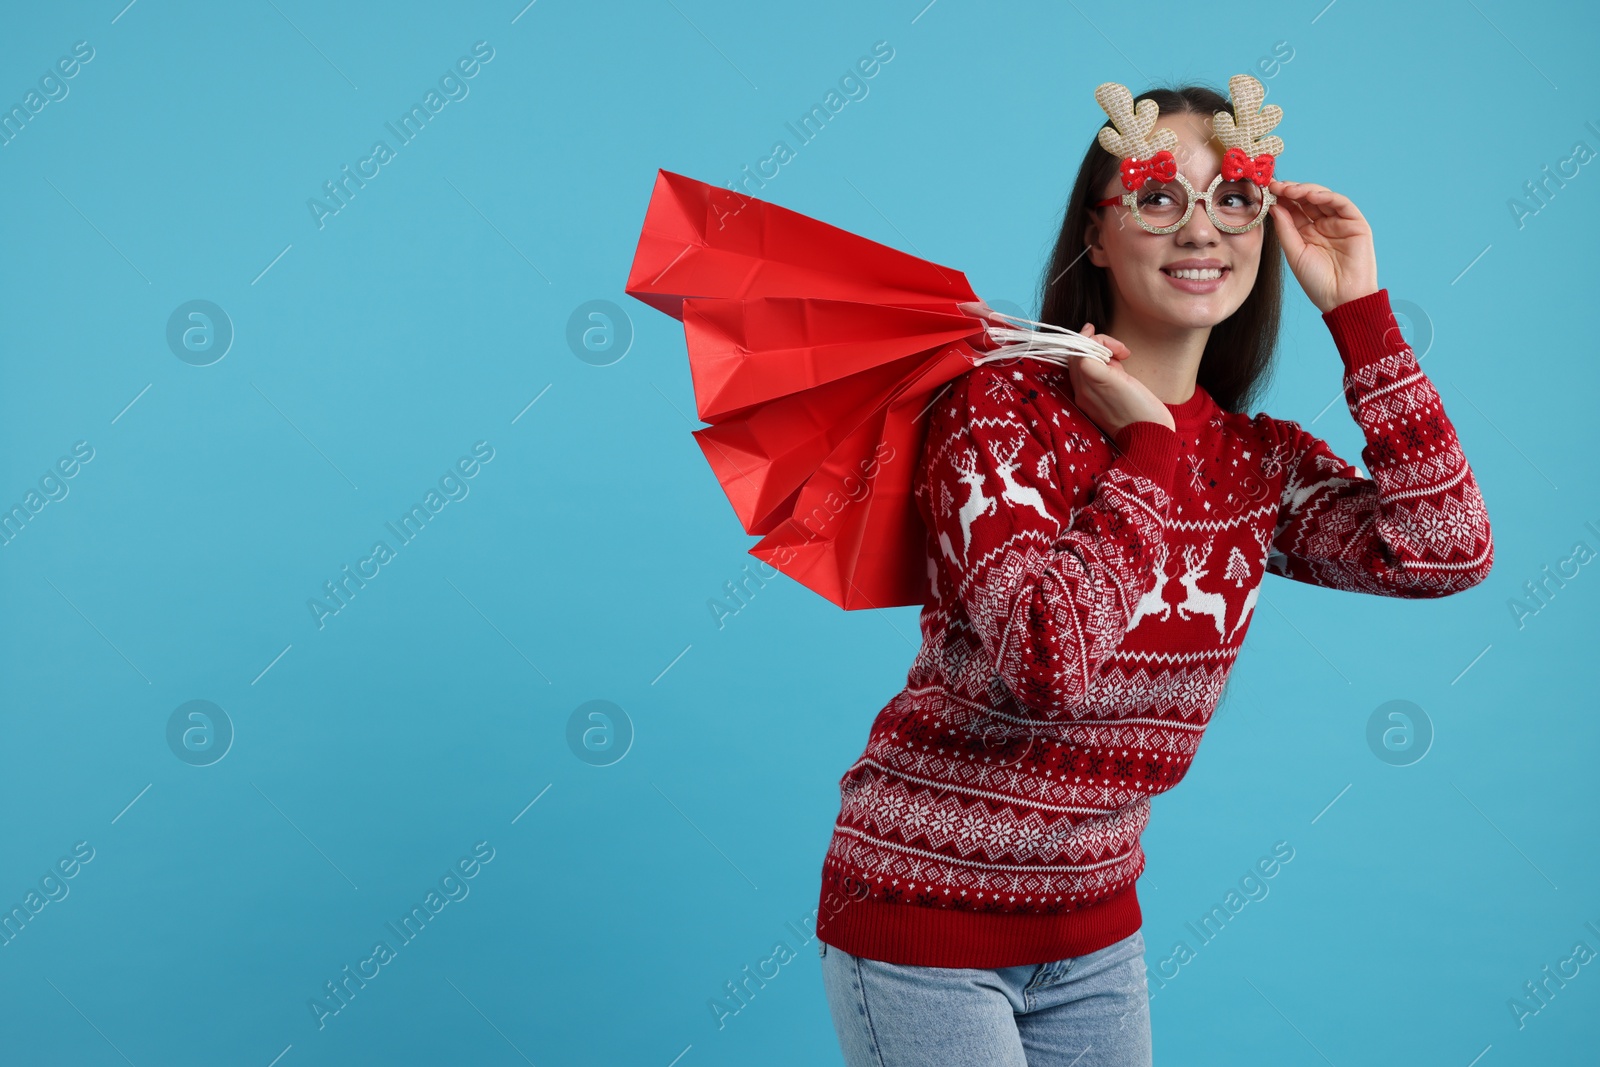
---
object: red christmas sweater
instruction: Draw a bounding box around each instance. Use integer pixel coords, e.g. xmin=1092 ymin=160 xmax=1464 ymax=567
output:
xmin=813 ymin=289 xmax=1494 ymax=967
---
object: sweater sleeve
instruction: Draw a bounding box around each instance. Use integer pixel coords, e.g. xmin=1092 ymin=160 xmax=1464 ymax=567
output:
xmin=919 ymin=365 xmax=1180 ymax=719
xmin=1262 ymin=288 xmax=1494 ymax=597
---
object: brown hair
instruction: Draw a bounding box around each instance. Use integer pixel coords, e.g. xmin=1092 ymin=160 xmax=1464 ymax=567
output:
xmin=1036 ymin=84 xmax=1283 ymax=415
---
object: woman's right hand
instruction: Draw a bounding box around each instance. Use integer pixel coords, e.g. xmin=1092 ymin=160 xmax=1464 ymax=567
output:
xmin=1065 ymin=324 xmax=1176 ymax=437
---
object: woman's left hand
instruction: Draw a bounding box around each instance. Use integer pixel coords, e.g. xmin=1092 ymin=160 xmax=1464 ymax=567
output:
xmin=1267 ymin=180 xmax=1379 ymax=314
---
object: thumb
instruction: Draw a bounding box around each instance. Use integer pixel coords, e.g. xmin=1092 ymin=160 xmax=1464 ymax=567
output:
xmin=1075 ymin=349 xmax=1113 ymax=383
xmin=1270 ymin=203 xmax=1303 ymax=260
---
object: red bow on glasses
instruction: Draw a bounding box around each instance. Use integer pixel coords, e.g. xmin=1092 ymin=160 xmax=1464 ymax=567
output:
xmin=1119 ymin=150 xmax=1177 ymax=190
xmin=1221 ymin=147 xmax=1275 ymax=185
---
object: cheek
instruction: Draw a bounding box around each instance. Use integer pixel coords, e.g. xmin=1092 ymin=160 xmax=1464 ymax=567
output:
xmin=1234 ymin=236 xmax=1266 ymax=280
xmin=1104 ymin=227 xmax=1164 ymax=274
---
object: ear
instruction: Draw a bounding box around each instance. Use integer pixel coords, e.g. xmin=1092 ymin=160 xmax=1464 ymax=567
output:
xmin=1084 ymin=210 xmax=1111 ymax=269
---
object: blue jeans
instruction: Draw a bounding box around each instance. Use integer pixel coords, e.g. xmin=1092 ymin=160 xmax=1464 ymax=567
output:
xmin=819 ymin=930 xmax=1151 ymax=1066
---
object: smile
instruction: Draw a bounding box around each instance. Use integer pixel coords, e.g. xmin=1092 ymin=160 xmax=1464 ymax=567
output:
xmin=1160 ymin=265 xmax=1229 ymax=293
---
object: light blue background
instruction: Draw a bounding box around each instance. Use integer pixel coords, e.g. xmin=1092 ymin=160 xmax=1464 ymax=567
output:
xmin=1 ymin=1 xmax=1596 ymax=1064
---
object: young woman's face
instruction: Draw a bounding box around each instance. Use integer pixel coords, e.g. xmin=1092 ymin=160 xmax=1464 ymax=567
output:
xmin=1085 ymin=111 xmax=1266 ymax=331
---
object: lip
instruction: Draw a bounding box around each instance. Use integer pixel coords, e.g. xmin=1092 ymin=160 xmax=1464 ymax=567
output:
xmin=1161 ymin=258 xmax=1229 ymax=294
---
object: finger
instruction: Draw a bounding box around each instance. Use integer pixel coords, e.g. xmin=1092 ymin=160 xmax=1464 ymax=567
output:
xmin=1274 ymin=185 xmax=1338 ymax=222
xmin=1096 ymin=333 xmax=1131 ymax=360
xmin=1270 ymin=203 xmax=1305 ymax=259
xmin=1297 ymin=197 xmax=1335 ymax=222
xmin=1271 ymin=180 xmax=1331 ymax=200
xmin=1292 ymin=186 xmax=1341 ymax=205
xmin=1081 ymin=322 xmax=1127 ymax=361
xmin=1075 ymin=352 xmax=1112 ymax=381
xmin=1281 ymin=194 xmax=1318 ymax=225
xmin=1273 ymin=199 xmax=1308 ymax=230
xmin=1066 ymin=356 xmax=1094 ymax=393
xmin=1307 ymin=189 xmax=1366 ymax=222
xmin=1277 ymin=183 xmax=1362 ymax=222
xmin=1295 ymin=191 xmax=1341 ymax=220
xmin=1273 ymin=184 xmax=1331 ymax=219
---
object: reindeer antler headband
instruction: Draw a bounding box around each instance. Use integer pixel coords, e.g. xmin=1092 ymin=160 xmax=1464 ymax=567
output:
xmin=1095 ymin=82 xmax=1180 ymax=189
xmin=1096 ymin=74 xmax=1285 ymax=191
xmin=1210 ymin=74 xmax=1284 ymax=186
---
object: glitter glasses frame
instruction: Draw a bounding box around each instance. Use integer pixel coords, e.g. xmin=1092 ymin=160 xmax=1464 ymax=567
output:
xmin=1094 ymin=171 xmax=1276 ymax=235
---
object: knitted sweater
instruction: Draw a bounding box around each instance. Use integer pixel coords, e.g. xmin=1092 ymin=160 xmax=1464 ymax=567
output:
xmin=813 ymin=289 xmax=1494 ymax=968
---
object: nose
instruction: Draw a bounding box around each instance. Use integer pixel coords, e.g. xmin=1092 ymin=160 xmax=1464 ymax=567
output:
xmin=1175 ymin=201 xmax=1220 ymax=245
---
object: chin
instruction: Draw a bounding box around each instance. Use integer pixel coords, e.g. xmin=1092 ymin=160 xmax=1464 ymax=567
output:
xmin=1150 ymin=295 xmax=1244 ymax=330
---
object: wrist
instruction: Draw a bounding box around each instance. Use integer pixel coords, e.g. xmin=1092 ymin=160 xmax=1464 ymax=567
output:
xmin=1322 ymin=287 xmax=1401 ymax=372
xmin=1111 ymin=420 xmax=1179 ymax=493
xmin=1321 ymin=283 xmax=1380 ymax=315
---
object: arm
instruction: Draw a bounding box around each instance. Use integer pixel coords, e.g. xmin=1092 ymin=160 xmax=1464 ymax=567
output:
xmin=918 ymin=365 xmax=1180 ymax=718
xmin=1263 ymin=288 xmax=1494 ymax=596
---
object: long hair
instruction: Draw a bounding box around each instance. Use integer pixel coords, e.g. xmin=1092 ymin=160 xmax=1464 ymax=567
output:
xmin=1036 ymin=84 xmax=1283 ymax=415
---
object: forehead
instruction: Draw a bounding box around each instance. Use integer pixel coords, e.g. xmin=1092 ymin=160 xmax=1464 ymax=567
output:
xmin=1162 ymin=112 xmax=1225 ymax=181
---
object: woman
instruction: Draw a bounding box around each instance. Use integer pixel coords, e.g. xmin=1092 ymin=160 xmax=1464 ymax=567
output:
xmin=814 ymin=76 xmax=1493 ymax=1065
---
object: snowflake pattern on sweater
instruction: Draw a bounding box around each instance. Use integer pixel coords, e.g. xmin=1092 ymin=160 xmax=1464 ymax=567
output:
xmin=814 ymin=289 xmax=1494 ymax=967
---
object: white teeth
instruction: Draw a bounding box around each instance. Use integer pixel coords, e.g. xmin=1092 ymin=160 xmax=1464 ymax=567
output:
xmin=1167 ymin=268 xmax=1223 ymax=280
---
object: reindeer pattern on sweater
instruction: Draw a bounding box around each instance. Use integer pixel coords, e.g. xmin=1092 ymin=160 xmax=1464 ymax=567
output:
xmin=815 ymin=290 xmax=1494 ymax=966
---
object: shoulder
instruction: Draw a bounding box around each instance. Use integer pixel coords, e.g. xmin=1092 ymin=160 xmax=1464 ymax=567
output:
xmin=1240 ymin=408 xmax=1338 ymax=482
xmin=1245 ymin=407 xmax=1307 ymax=450
xmin=935 ymin=361 xmax=1099 ymax=446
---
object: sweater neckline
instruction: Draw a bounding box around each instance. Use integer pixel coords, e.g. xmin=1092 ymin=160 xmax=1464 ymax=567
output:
xmin=1166 ymin=383 xmax=1216 ymax=430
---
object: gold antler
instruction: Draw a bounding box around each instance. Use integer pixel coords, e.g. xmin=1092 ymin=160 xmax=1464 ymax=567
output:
xmin=1094 ymin=82 xmax=1178 ymax=160
xmin=1213 ymin=74 xmax=1284 ymax=157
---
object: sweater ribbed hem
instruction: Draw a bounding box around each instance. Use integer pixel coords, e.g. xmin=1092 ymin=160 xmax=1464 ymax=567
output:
xmin=1111 ymin=421 xmax=1179 ymax=494
xmin=1321 ymin=288 xmax=1398 ymax=373
xmin=814 ymin=883 xmax=1142 ymax=968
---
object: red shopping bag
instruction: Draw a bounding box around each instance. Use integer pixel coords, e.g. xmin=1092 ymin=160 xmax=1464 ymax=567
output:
xmin=744 ymin=343 xmax=979 ymax=609
xmin=624 ymin=170 xmax=1095 ymax=610
xmin=626 ymin=169 xmax=981 ymax=320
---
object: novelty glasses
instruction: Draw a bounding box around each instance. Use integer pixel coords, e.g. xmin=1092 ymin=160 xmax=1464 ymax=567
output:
xmin=1091 ymin=75 xmax=1283 ymax=235
xmin=1095 ymin=157 xmax=1276 ymax=235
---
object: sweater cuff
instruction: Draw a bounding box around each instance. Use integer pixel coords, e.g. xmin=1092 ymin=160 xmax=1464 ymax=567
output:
xmin=1111 ymin=420 xmax=1179 ymax=494
xmin=1321 ymin=288 xmax=1403 ymax=374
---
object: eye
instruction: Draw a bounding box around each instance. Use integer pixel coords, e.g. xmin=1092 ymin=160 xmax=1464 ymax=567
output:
xmin=1214 ymin=180 xmax=1262 ymax=209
